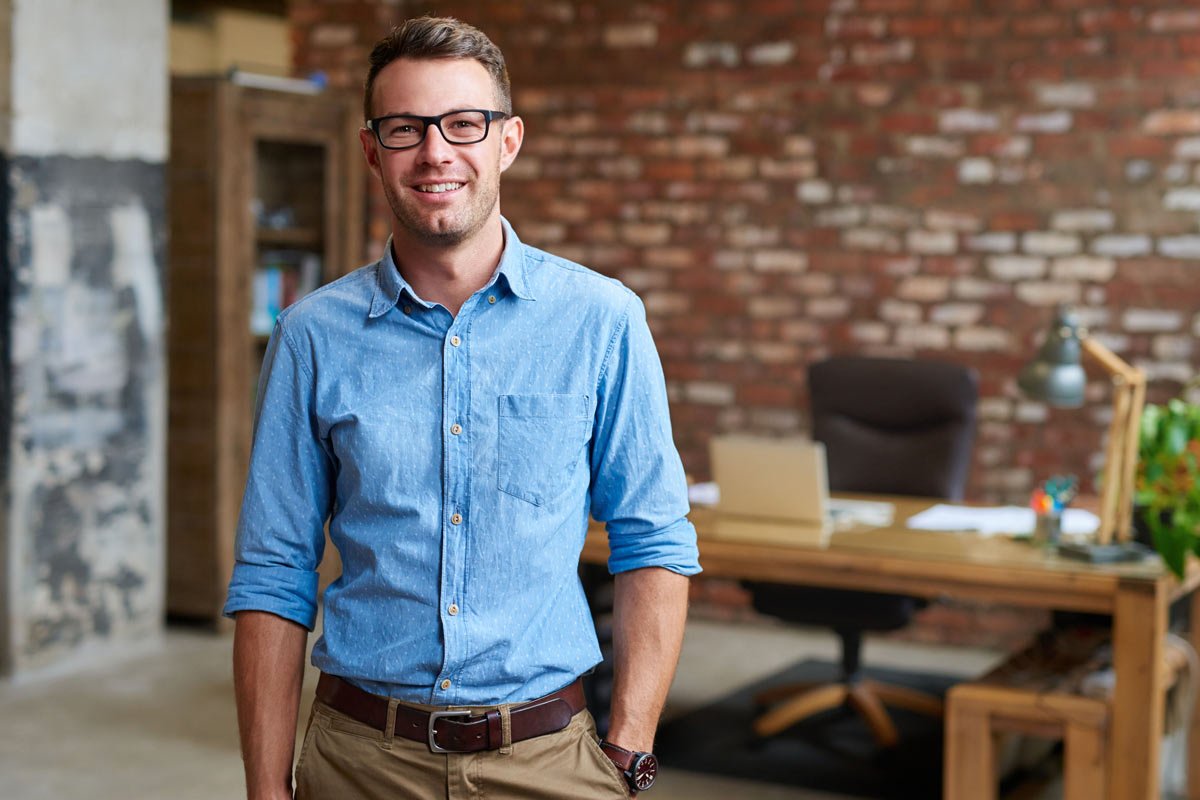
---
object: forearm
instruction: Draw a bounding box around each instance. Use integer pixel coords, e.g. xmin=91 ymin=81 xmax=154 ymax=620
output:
xmin=233 ymin=610 xmax=309 ymax=800
xmin=606 ymin=567 xmax=690 ymax=752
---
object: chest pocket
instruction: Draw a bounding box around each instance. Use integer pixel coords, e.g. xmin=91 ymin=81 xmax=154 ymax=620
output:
xmin=497 ymin=394 xmax=591 ymax=507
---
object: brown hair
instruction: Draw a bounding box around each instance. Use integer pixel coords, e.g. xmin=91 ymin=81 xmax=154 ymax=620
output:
xmin=363 ymin=16 xmax=512 ymax=121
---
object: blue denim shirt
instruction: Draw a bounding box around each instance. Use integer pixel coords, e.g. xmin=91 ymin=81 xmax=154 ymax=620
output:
xmin=224 ymin=219 xmax=700 ymax=705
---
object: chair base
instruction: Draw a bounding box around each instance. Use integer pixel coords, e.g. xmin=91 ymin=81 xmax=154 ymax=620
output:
xmin=753 ymin=678 xmax=945 ymax=747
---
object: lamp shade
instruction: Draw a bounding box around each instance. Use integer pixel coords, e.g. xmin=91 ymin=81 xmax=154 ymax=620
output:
xmin=1018 ymin=306 xmax=1086 ymax=408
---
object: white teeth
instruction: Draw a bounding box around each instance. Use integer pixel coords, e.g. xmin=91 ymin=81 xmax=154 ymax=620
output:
xmin=417 ymin=182 xmax=463 ymax=193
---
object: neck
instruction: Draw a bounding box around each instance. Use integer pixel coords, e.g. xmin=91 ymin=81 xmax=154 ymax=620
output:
xmin=392 ymin=217 xmax=505 ymax=316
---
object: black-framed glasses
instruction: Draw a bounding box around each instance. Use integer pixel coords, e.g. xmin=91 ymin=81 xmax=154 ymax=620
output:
xmin=366 ymin=109 xmax=509 ymax=151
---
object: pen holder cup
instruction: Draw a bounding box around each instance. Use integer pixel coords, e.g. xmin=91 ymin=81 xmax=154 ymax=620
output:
xmin=1034 ymin=512 xmax=1062 ymax=546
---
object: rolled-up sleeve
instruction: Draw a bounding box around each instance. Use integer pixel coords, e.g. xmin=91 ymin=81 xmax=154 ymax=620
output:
xmin=223 ymin=321 xmax=334 ymax=629
xmin=589 ymin=294 xmax=701 ymax=577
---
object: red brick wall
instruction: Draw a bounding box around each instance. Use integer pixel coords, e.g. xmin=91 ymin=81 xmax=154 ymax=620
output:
xmin=292 ymin=1 xmax=1199 ymax=647
xmin=295 ymin=0 xmax=1200 ymax=502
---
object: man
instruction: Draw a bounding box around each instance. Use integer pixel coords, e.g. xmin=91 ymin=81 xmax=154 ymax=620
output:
xmin=224 ymin=16 xmax=700 ymax=800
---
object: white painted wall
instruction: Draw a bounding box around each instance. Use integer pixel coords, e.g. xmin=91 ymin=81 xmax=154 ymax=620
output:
xmin=10 ymin=0 xmax=167 ymax=161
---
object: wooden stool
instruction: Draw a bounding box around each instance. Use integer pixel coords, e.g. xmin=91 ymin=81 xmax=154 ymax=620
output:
xmin=944 ymin=629 xmax=1189 ymax=800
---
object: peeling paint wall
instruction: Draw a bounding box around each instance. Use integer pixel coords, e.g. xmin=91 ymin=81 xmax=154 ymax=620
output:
xmin=2 ymin=0 xmax=167 ymax=676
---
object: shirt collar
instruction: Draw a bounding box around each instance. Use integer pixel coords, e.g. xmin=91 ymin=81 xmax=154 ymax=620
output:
xmin=368 ymin=217 xmax=536 ymax=319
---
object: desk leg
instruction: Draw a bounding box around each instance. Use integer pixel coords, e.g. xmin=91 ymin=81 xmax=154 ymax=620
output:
xmin=1109 ymin=579 xmax=1166 ymax=800
xmin=1189 ymin=587 xmax=1200 ymax=800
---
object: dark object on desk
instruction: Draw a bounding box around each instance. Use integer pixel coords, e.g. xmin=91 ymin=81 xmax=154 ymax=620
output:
xmin=745 ymin=356 xmax=979 ymax=747
xmin=1057 ymin=541 xmax=1154 ymax=563
xmin=655 ymin=658 xmax=952 ymax=799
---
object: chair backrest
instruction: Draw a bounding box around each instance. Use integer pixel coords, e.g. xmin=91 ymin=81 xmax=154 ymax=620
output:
xmin=808 ymin=356 xmax=979 ymax=500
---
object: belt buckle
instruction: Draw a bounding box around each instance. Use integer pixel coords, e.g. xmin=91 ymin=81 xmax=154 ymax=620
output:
xmin=427 ymin=709 xmax=471 ymax=753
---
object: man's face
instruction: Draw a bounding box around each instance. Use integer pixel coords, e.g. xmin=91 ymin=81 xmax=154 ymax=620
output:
xmin=360 ymin=58 xmax=523 ymax=249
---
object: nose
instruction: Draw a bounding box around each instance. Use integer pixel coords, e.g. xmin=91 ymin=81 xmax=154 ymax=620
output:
xmin=415 ymin=121 xmax=456 ymax=163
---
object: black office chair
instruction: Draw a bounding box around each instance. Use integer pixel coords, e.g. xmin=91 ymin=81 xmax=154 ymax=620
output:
xmin=746 ymin=356 xmax=979 ymax=747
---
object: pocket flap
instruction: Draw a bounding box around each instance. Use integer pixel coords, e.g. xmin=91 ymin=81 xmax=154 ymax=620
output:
xmin=499 ymin=393 xmax=590 ymax=420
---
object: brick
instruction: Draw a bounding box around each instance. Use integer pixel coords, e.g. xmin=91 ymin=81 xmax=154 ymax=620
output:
xmin=712 ymin=250 xmax=747 ymax=271
xmin=780 ymin=319 xmax=824 ymax=343
xmin=1148 ymin=9 xmax=1200 ymax=33
xmin=748 ymin=296 xmax=799 ymax=318
xmin=797 ymin=180 xmax=833 ymax=204
xmin=1014 ymin=281 xmax=1082 ymax=306
xmin=759 ymin=158 xmax=818 ymax=179
xmin=683 ymin=41 xmax=740 ymax=68
xmin=1151 ymin=335 xmax=1193 ymax=361
xmin=856 ymin=84 xmax=896 ymax=108
xmin=826 ymin=14 xmax=888 ymax=38
xmin=746 ymin=41 xmax=796 ymax=66
xmin=868 ymin=205 xmax=920 ymax=228
xmin=643 ymin=291 xmax=690 ymax=315
xmin=816 ymin=206 xmax=864 ymax=227
xmin=954 ymin=277 xmax=1009 ymax=299
xmin=1123 ymin=308 xmax=1183 ymax=333
xmin=987 ymin=256 xmax=1046 ymax=281
xmin=880 ymin=299 xmax=922 ymax=323
xmin=1159 ymin=235 xmax=1200 ymax=259
xmin=788 ymin=273 xmax=836 ymax=294
xmin=619 ymin=222 xmax=671 ymax=246
xmin=958 ymin=158 xmax=996 ymax=184
xmin=603 ymin=22 xmax=657 ymax=48
xmin=844 ymin=228 xmax=902 ymax=251
xmin=1092 ymin=234 xmax=1152 ymax=257
xmin=954 ymin=327 xmax=1011 ymax=351
xmin=905 ymin=136 xmax=965 ymax=158
xmin=728 ymin=225 xmax=781 ymax=247
xmin=931 ymin=302 xmax=984 ymax=326
xmin=1050 ymin=209 xmax=1114 ymax=232
xmin=1165 ymin=163 xmax=1191 ymax=184
xmin=1050 ymin=256 xmax=1116 ymax=282
xmin=925 ymin=210 xmax=983 ymax=232
xmin=1137 ymin=361 xmax=1196 ymax=384
xmin=807 ymin=296 xmax=852 ymax=318
xmin=1125 ymin=160 xmax=1154 ymax=183
xmin=851 ymin=38 xmax=915 ymax=65
xmin=1163 ymin=188 xmax=1200 ymax=211
xmin=851 ymin=321 xmax=891 ymax=344
xmin=684 ymin=381 xmax=736 ymax=405
xmin=1144 ymin=110 xmax=1200 ymax=135
xmin=1023 ymin=231 xmax=1081 ymax=256
xmin=1016 ymin=110 xmax=1073 ymax=134
xmin=618 ymin=269 xmax=669 ymax=292
xmin=940 ymin=108 xmax=1001 ymax=133
xmin=751 ymin=250 xmax=808 ymax=272
xmin=967 ymin=232 xmax=1017 ymax=253
xmin=907 ymin=229 xmax=958 ymax=254
xmin=1035 ymin=83 xmax=1096 ymax=108
xmin=896 ymin=324 xmax=951 ymax=349
xmin=896 ymin=275 xmax=951 ymax=301
xmin=1175 ymin=137 xmax=1200 ymax=160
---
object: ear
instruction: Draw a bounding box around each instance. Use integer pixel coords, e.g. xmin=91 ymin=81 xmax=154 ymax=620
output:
xmin=498 ymin=115 xmax=524 ymax=174
xmin=359 ymin=127 xmax=383 ymax=179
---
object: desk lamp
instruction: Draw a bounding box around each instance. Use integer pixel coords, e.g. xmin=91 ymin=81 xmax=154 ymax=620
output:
xmin=1018 ymin=306 xmax=1147 ymax=548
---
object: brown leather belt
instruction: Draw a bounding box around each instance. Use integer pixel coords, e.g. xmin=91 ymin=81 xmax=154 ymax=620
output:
xmin=315 ymin=673 xmax=586 ymax=754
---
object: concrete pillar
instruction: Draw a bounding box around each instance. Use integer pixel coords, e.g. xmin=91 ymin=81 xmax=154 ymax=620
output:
xmin=1 ymin=0 xmax=168 ymax=677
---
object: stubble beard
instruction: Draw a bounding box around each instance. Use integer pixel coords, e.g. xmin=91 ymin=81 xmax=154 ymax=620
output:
xmin=384 ymin=170 xmax=499 ymax=248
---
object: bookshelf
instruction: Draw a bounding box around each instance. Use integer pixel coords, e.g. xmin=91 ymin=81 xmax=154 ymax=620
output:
xmin=167 ymin=76 xmax=364 ymax=624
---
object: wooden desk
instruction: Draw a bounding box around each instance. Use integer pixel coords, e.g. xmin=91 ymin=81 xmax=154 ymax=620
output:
xmin=583 ymin=497 xmax=1200 ymax=800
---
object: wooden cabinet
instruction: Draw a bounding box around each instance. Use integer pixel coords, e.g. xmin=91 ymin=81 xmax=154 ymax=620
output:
xmin=167 ymin=77 xmax=364 ymax=624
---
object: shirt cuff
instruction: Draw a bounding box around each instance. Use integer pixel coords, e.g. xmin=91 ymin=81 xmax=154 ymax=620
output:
xmin=223 ymin=562 xmax=320 ymax=630
xmin=606 ymin=518 xmax=702 ymax=576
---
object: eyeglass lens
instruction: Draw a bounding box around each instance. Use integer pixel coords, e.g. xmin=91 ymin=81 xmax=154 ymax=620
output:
xmin=376 ymin=111 xmax=492 ymax=149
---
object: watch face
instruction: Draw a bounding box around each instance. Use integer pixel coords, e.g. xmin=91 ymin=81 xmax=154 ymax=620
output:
xmin=631 ymin=753 xmax=658 ymax=791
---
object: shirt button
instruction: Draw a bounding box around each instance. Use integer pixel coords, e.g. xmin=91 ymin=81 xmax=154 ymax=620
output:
xmin=450 ymin=423 xmax=462 ymax=435
xmin=450 ymin=335 xmax=461 ymax=347
xmin=440 ymin=679 xmax=452 ymax=690
xmin=403 ymin=305 xmax=412 ymax=315
xmin=487 ymin=295 xmax=496 ymax=304
xmin=451 ymin=513 xmax=463 ymax=525
xmin=448 ymin=603 xmax=459 ymax=616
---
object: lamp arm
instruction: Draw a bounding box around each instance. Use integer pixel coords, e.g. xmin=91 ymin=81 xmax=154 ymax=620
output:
xmin=1081 ymin=336 xmax=1146 ymax=543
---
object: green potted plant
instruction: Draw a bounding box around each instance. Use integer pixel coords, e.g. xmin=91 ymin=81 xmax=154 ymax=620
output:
xmin=1135 ymin=394 xmax=1200 ymax=578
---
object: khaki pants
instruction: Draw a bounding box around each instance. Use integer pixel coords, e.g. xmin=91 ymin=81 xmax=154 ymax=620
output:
xmin=294 ymin=698 xmax=632 ymax=799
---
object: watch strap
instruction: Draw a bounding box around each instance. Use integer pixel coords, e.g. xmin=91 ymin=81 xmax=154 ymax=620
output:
xmin=599 ymin=740 xmax=637 ymax=772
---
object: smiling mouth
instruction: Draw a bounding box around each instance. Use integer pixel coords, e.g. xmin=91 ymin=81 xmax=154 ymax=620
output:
xmin=414 ymin=182 xmax=464 ymax=193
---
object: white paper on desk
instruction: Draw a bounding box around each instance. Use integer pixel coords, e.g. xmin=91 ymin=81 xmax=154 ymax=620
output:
xmin=906 ymin=504 xmax=1100 ymax=537
xmin=688 ymin=482 xmax=720 ymax=506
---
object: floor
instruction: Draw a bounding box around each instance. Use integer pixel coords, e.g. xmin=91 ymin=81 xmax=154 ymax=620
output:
xmin=0 ymin=616 xmax=1037 ymax=800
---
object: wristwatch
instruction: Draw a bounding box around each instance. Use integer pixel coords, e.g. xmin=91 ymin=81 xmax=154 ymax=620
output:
xmin=599 ymin=740 xmax=658 ymax=792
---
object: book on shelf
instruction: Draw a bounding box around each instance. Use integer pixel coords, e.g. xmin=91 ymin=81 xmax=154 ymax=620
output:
xmin=251 ymin=250 xmax=322 ymax=336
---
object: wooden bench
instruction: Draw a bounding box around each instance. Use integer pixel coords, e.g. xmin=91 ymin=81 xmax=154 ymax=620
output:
xmin=944 ymin=628 xmax=1189 ymax=800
